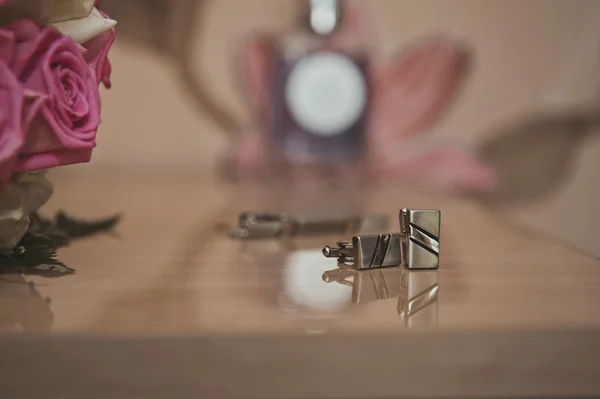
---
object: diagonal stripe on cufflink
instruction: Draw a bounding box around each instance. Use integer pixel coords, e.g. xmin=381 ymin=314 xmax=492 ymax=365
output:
xmin=400 ymin=209 xmax=441 ymax=270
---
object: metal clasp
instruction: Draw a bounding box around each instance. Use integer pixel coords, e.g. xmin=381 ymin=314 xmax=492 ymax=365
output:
xmin=322 ymin=233 xmax=401 ymax=269
xmin=229 ymin=212 xmax=295 ymax=239
xmin=228 ymin=212 xmax=390 ymax=240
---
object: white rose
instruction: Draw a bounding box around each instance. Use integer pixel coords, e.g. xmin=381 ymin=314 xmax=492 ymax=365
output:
xmin=50 ymin=6 xmax=116 ymax=44
xmin=1 ymin=0 xmax=116 ymax=45
xmin=48 ymin=0 xmax=95 ymax=23
xmin=1 ymin=0 xmax=92 ymax=22
xmin=0 ymin=172 xmax=53 ymax=255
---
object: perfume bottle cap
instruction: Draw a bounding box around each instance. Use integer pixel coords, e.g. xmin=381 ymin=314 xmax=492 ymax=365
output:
xmin=309 ymin=0 xmax=341 ymax=36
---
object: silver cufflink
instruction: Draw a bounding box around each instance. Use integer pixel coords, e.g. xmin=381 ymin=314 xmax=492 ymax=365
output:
xmin=400 ymin=208 xmax=441 ymax=270
xmin=322 ymin=208 xmax=441 ymax=270
xmin=322 ymin=233 xmax=401 ymax=270
xmin=228 ymin=212 xmax=295 ymax=239
xmin=227 ymin=212 xmax=389 ymax=240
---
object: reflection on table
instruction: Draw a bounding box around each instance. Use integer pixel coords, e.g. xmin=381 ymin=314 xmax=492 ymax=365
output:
xmin=0 ymin=274 xmax=53 ymax=333
xmin=322 ymin=265 xmax=438 ymax=328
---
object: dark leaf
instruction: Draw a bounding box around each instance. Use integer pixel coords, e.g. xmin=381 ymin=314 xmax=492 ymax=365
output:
xmin=54 ymin=211 xmax=121 ymax=239
xmin=1 ymin=211 xmax=121 ymax=277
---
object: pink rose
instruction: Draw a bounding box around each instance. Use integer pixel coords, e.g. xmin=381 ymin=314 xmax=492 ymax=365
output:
xmin=0 ymin=61 xmax=26 ymax=187
xmin=0 ymin=19 xmax=101 ymax=171
xmin=83 ymin=8 xmax=115 ymax=88
xmin=0 ymin=60 xmax=43 ymax=187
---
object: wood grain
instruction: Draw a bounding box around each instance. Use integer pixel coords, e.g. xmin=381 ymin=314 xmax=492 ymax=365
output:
xmin=1 ymin=172 xmax=599 ymax=397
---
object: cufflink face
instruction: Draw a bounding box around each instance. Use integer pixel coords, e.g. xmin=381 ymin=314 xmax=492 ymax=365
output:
xmin=400 ymin=209 xmax=441 ymax=270
xmin=353 ymin=233 xmax=401 ymax=269
xmin=323 ymin=233 xmax=401 ymax=270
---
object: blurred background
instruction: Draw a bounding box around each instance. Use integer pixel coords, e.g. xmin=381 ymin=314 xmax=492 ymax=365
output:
xmin=52 ymin=0 xmax=600 ymax=257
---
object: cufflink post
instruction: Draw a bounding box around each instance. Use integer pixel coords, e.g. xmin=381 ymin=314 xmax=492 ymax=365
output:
xmin=322 ymin=233 xmax=401 ymax=270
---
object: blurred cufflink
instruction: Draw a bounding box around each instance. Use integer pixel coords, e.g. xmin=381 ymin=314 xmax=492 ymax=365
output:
xmin=227 ymin=212 xmax=389 ymax=239
xmin=322 ymin=233 xmax=401 ymax=270
xmin=399 ymin=208 xmax=441 ymax=270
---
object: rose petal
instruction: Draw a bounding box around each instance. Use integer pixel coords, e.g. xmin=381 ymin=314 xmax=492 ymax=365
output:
xmin=0 ymin=30 xmax=16 ymax=64
xmin=330 ymin=0 xmax=377 ymax=47
xmin=16 ymin=146 xmax=92 ymax=170
xmin=369 ymin=37 xmax=470 ymax=150
xmin=0 ymin=172 xmax=54 ymax=252
xmin=238 ymin=35 xmax=273 ymax=123
xmin=17 ymin=171 xmax=53 ymax=213
xmin=21 ymin=88 xmax=48 ymax=127
xmin=220 ymin=128 xmax=270 ymax=182
xmin=375 ymin=140 xmax=497 ymax=193
xmin=82 ymin=7 xmax=115 ymax=88
xmin=2 ymin=20 xmax=102 ymax=172
xmin=50 ymin=7 xmax=116 ymax=44
xmin=0 ymin=180 xmax=29 ymax=251
xmin=49 ymin=0 xmax=95 ymax=23
xmin=0 ymin=61 xmax=24 ymax=185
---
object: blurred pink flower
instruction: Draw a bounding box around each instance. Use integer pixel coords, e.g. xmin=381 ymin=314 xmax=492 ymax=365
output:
xmin=0 ymin=19 xmax=101 ymax=172
xmin=227 ymin=1 xmax=496 ymax=193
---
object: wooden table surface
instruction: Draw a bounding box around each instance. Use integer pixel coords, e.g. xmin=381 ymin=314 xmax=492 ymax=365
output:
xmin=1 ymin=172 xmax=599 ymax=398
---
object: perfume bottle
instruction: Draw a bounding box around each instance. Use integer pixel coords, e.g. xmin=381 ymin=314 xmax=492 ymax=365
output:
xmin=268 ymin=0 xmax=372 ymax=166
